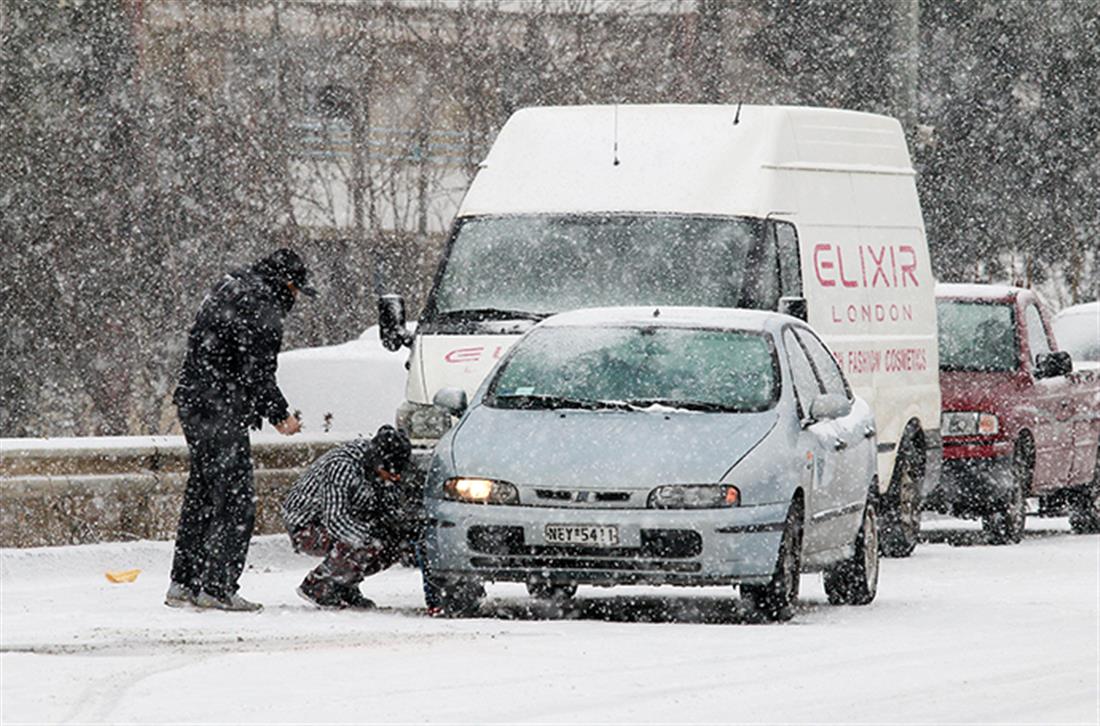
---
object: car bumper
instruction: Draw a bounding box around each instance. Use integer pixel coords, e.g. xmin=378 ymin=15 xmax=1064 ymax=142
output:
xmin=422 ymin=498 xmax=789 ymax=587
xmin=926 ymin=446 xmax=1014 ymax=517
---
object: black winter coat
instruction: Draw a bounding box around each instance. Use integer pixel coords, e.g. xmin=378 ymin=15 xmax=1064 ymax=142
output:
xmin=173 ymin=261 xmax=293 ymax=429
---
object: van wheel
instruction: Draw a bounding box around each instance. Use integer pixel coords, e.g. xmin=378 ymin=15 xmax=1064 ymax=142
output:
xmin=983 ymin=439 xmax=1030 ymax=545
xmin=741 ymin=497 xmax=803 ymax=622
xmin=879 ymin=440 xmax=922 ymax=558
xmin=526 ymin=579 xmax=578 ymax=601
xmin=824 ymin=501 xmax=879 ymax=606
xmin=1069 ymin=442 xmax=1100 ymax=534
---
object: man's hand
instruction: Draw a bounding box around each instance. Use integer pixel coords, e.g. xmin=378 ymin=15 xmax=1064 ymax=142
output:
xmin=275 ymin=415 xmax=301 ymax=435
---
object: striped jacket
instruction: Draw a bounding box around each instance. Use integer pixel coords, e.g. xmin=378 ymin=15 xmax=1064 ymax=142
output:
xmin=281 ymin=438 xmax=402 ymax=548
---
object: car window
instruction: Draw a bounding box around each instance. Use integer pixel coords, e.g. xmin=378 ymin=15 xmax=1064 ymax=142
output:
xmin=783 ymin=329 xmax=822 ymax=417
xmin=1024 ymin=304 xmax=1052 ymax=363
xmin=794 ymin=328 xmax=851 ymax=399
xmin=487 ymin=325 xmax=780 ymax=412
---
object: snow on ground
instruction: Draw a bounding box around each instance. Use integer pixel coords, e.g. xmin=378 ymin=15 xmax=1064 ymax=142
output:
xmin=2 ymin=519 xmax=1097 ymax=724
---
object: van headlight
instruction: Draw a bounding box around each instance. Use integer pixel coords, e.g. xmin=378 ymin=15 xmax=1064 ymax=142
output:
xmin=396 ymin=400 xmax=453 ymax=440
xmin=648 ymin=484 xmax=740 ymax=509
xmin=941 ymin=412 xmax=999 ymax=437
xmin=443 ymin=477 xmax=520 ymax=505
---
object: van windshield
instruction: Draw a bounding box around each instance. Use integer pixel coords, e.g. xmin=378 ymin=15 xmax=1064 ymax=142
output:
xmin=431 ymin=214 xmax=766 ymax=318
xmin=937 ymin=300 xmax=1018 ymax=372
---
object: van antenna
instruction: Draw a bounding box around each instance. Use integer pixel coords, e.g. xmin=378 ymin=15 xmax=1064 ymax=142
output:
xmin=613 ymin=104 xmax=621 ymax=166
xmin=733 ymin=101 xmax=743 ymax=126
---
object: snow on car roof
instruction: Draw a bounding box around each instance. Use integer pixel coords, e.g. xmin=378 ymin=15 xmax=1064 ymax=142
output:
xmin=1054 ymin=301 xmax=1099 ymax=318
xmin=538 ymin=306 xmax=792 ymax=331
xmin=935 ymin=282 xmax=1023 ymax=300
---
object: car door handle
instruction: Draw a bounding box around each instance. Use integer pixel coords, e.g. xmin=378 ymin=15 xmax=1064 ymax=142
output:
xmin=834 ymin=438 xmax=848 ymax=451
xmin=863 ymin=425 xmax=876 ymax=439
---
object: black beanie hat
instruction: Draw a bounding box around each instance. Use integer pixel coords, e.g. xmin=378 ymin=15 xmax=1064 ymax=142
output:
xmin=373 ymin=425 xmax=411 ymax=474
xmin=261 ymin=248 xmax=317 ymax=297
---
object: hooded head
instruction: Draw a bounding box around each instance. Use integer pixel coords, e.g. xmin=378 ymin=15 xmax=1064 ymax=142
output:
xmin=372 ymin=425 xmax=411 ymax=478
xmin=254 ymin=248 xmax=317 ymax=313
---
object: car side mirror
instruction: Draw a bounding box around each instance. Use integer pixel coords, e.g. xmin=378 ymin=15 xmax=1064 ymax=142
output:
xmin=433 ymin=387 xmax=468 ymax=418
xmin=1035 ymin=351 xmax=1072 ymax=379
xmin=809 ymin=393 xmax=852 ymax=421
xmin=778 ymin=296 xmax=808 ymax=322
xmin=378 ymin=294 xmax=413 ymax=351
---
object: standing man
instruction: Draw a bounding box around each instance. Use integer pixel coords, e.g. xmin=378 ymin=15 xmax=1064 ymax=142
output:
xmin=282 ymin=425 xmax=412 ymax=609
xmin=166 ymin=248 xmax=315 ymax=611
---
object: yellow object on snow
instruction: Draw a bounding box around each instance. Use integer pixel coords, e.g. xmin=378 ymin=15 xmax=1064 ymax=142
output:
xmin=105 ymin=569 xmax=141 ymax=583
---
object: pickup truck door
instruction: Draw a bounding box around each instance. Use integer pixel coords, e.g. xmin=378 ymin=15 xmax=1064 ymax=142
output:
xmin=1023 ymin=302 xmax=1074 ymax=489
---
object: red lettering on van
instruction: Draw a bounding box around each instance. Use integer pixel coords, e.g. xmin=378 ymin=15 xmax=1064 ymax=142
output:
xmin=444 ymin=347 xmax=483 ymax=364
xmin=813 ymin=244 xmax=836 ymax=287
xmin=868 ymin=246 xmax=890 ymax=288
xmin=899 ymin=245 xmax=919 ymax=287
xmin=837 ymin=247 xmax=859 ymax=288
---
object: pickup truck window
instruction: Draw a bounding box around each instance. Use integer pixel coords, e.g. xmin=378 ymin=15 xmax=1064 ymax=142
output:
xmin=1024 ymin=304 xmax=1053 ymax=363
xmin=937 ymin=300 xmax=1018 ymax=372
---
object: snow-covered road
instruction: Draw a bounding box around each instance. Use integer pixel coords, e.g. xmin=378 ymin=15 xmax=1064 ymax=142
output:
xmin=2 ymin=519 xmax=1097 ymax=724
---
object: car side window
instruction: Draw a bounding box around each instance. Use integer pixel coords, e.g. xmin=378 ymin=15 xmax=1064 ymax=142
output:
xmin=1024 ymin=303 xmax=1052 ymax=363
xmin=775 ymin=221 xmax=802 ymax=297
xmin=784 ymin=329 xmax=823 ymax=418
xmin=795 ymin=328 xmax=851 ymax=399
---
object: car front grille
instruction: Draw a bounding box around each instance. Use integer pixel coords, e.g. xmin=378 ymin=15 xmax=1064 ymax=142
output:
xmin=465 ymin=525 xmax=703 ymax=573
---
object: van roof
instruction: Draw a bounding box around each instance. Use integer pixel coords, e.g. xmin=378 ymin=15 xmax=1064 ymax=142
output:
xmin=935 ymin=282 xmax=1024 ymax=301
xmin=458 ymin=104 xmax=913 ymax=218
xmin=539 ymin=306 xmax=795 ymax=333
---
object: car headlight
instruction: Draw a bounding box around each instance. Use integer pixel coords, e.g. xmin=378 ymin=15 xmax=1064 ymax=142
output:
xmin=443 ymin=477 xmax=520 ymax=505
xmin=647 ymin=484 xmax=740 ymax=509
xmin=396 ymin=400 xmax=454 ymax=440
xmin=941 ymin=411 xmax=999 ymax=437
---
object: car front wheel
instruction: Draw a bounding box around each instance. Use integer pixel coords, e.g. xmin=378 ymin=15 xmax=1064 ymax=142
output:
xmin=425 ymin=574 xmax=485 ymax=617
xmin=741 ymin=497 xmax=803 ymax=622
xmin=823 ymin=501 xmax=879 ymax=605
xmin=983 ymin=439 xmax=1030 ymax=545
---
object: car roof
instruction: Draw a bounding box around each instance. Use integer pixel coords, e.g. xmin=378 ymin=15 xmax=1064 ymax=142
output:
xmin=935 ymin=282 xmax=1024 ymax=302
xmin=537 ymin=306 xmax=798 ymax=333
xmin=1054 ymin=301 xmax=1099 ymax=319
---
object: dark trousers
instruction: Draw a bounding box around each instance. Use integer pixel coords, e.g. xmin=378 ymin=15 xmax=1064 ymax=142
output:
xmin=170 ymin=407 xmax=256 ymax=599
xmin=289 ymin=525 xmax=398 ymax=588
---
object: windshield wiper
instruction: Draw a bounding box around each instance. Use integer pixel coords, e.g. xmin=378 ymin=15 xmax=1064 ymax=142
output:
xmin=436 ymin=307 xmax=548 ymax=322
xmin=625 ymin=398 xmax=741 ymax=413
xmin=492 ymin=394 xmax=634 ymax=411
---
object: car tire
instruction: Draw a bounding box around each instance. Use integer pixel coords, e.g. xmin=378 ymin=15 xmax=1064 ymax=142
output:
xmin=526 ymin=580 xmax=578 ymax=601
xmin=982 ymin=439 xmax=1030 ymax=545
xmin=426 ymin=575 xmax=485 ymax=617
xmin=823 ymin=500 xmax=879 ymax=606
xmin=1069 ymin=442 xmax=1100 ymax=534
xmin=741 ymin=497 xmax=803 ymax=622
xmin=879 ymin=438 xmax=922 ymax=558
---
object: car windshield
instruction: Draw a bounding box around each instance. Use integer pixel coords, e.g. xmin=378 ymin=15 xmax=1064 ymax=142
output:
xmin=432 ymin=214 xmax=764 ymax=318
xmin=486 ymin=325 xmax=779 ymax=413
xmin=937 ymin=300 xmax=1018 ymax=372
xmin=1053 ymin=310 xmax=1100 ymax=363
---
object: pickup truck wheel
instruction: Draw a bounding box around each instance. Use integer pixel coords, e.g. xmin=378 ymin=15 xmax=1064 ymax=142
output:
xmin=824 ymin=501 xmax=879 ymax=606
xmin=1069 ymin=443 xmax=1100 ymax=534
xmin=982 ymin=440 xmax=1030 ymax=545
xmin=879 ymin=442 xmax=922 ymax=558
xmin=742 ymin=498 xmax=803 ymax=622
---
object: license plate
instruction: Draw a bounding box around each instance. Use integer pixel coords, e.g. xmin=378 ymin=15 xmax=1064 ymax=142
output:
xmin=544 ymin=524 xmax=619 ymax=546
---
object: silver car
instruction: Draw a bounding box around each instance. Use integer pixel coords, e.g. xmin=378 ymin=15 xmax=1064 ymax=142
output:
xmin=422 ymin=307 xmax=879 ymax=620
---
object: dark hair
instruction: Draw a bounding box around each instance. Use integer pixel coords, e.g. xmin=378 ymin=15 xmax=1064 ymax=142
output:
xmin=373 ymin=425 xmax=411 ymax=474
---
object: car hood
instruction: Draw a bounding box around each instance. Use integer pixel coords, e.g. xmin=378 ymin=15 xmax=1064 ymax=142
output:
xmin=449 ymin=405 xmax=779 ymax=488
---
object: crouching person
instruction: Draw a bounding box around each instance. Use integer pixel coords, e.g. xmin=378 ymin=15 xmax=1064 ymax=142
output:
xmin=281 ymin=425 xmax=412 ymax=609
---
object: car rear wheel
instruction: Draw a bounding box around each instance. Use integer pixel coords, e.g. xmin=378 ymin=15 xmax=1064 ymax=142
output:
xmin=741 ymin=497 xmax=803 ymax=622
xmin=879 ymin=440 xmax=922 ymax=558
xmin=1069 ymin=442 xmax=1100 ymax=534
xmin=982 ymin=439 xmax=1030 ymax=545
xmin=526 ymin=579 xmax=578 ymax=601
xmin=823 ymin=501 xmax=879 ymax=606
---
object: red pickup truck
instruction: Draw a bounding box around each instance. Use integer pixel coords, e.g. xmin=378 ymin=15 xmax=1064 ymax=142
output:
xmin=931 ymin=283 xmax=1100 ymax=542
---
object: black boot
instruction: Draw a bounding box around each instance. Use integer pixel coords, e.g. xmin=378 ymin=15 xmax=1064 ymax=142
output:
xmin=296 ymin=574 xmax=345 ymax=609
xmin=335 ymin=584 xmax=376 ymax=610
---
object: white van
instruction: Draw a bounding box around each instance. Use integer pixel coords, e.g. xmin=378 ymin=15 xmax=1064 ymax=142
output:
xmin=380 ymin=105 xmax=941 ymax=557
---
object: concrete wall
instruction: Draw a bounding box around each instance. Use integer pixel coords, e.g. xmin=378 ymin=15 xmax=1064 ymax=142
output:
xmin=0 ymin=436 xmax=349 ymax=548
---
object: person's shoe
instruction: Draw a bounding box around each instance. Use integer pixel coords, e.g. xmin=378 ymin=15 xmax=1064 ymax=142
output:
xmin=164 ymin=582 xmax=197 ymax=609
xmin=296 ymin=577 xmax=345 ymax=610
xmin=194 ymin=591 xmax=263 ymax=612
xmin=335 ymin=584 xmax=376 ymax=611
